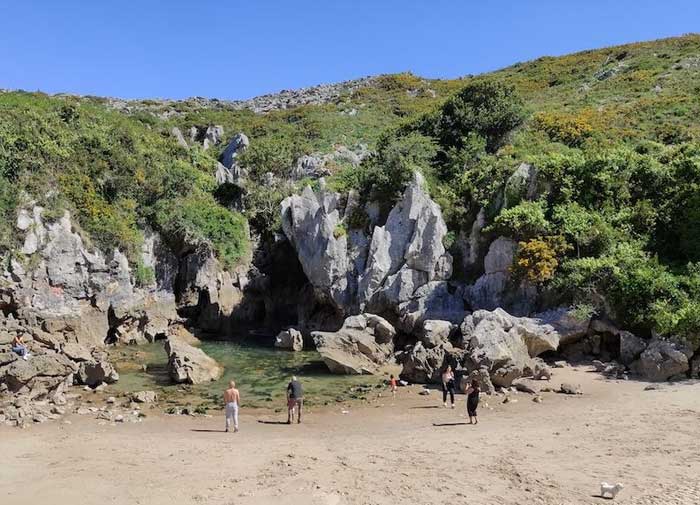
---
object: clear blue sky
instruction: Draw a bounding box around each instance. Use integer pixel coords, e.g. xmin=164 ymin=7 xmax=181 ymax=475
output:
xmin=1 ymin=1 xmax=699 ymax=100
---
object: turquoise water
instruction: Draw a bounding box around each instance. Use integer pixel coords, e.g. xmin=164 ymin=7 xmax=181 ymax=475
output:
xmin=109 ymin=339 xmax=386 ymax=409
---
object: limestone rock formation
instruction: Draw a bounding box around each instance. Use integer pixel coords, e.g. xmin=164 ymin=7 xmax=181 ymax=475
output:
xmin=630 ymin=339 xmax=692 ymax=382
xmin=281 ymin=174 xmax=454 ymax=323
xmin=397 ymin=281 xmax=466 ymax=334
xmin=274 ymin=328 xmax=304 ymax=351
xmin=77 ymin=359 xmax=119 ymax=387
xmin=171 ymin=127 xmax=189 ymax=149
xmin=164 ymin=337 xmax=223 ymax=384
xmin=311 ymin=314 xmax=395 ymax=374
xmin=400 ymin=342 xmax=465 ymax=383
xmin=619 ymin=331 xmax=647 ymax=365
xmin=461 ymin=308 xmax=590 ymax=386
xmin=420 ymin=319 xmax=455 ymax=349
xmin=220 ymin=132 xmax=250 ymax=170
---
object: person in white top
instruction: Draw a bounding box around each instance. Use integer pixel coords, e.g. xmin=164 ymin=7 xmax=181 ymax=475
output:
xmin=441 ymin=365 xmax=455 ymax=408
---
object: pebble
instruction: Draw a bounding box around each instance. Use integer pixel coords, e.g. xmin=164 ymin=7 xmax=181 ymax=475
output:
xmin=114 ymin=415 xmax=125 ymax=423
xmin=106 ymin=396 xmax=116 ymax=404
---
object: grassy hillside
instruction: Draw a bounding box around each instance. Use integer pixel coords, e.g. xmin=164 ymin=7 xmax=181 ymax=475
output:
xmin=1 ymin=34 xmax=699 ymax=341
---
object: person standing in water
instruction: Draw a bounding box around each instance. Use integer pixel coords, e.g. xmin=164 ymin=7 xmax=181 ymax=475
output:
xmin=465 ymin=378 xmax=480 ymax=424
xmin=441 ymin=365 xmax=456 ymax=408
xmin=286 ymin=376 xmax=304 ymax=424
xmin=223 ymin=380 xmax=240 ymax=433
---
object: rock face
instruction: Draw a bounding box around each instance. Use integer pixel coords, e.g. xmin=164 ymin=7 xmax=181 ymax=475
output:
xmin=281 ymin=174 xmax=457 ymax=325
xmin=77 ymin=359 xmax=119 ymax=387
xmin=400 ymin=306 xmax=590 ymax=387
xmin=1 ymin=351 xmax=77 ymax=396
xmin=466 ymin=236 xmax=536 ymax=315
xmin=0 ymin=205 xmax=210 ymax=415
xmin=400 ymin=342 xmax=465 ymax=383
xmin=503 ymin=163 xmax=539 ymax=208
xmin=420 ymin=320 xmax=455 ymax=349
xmin=220 ymin=132 xmax=250 ymax=170
xmin=165 ymin=337 xmax=224 ymax=384
xmin=274 ymin=328 xmax=304 ymax=352
xmin=630 ymin=339 xmax=692 ymax=382
xmin=311 ymin=314 xmax=395 ymax=374
xmin=290 ymin=145 xmax=370 ymax=180
xmin=462 ymin=308 xmax=589 ymax=386
xmin=619 ymin=331 xmax=647 ymax=365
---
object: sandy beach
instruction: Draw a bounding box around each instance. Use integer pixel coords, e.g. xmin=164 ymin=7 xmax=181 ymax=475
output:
xmin=3 ymin=365 xmax=700 ymax=505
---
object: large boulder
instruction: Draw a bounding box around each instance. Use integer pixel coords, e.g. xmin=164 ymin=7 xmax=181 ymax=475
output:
xmin=459 ymin=307 xmax=590 ymax=387
xmin=421 ymin=320 xmax=455 ymax=349
xmin=400 ymin=342 xmax=465 ymax=384
xmin=463 ymin=309 xmax=533 ymax=387
xmin=1 ymin=351 xmax=78 ymax=396
xmin=517 ymin=308 xmax=591 ymax=355
xmin=619 ymin=331 xmax=647 ymax=365
xmin=311 ymin=314 xmax=395 ymax=374
xmin=165 ymin=337 xmax=223 ymax=384
xmin=630 ymin=339 xmax=692 ymax=382
xmin=77 ymin=359 xmax=119 ymax=387
xmin=274 ymin=328 xmax=304 ymax=352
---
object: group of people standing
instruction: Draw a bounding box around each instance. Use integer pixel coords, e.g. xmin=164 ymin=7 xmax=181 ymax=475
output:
xmin=223 ymin=375 xmax=304 ymax=432
xmin=441 ymin=365 xmax=480 ymax=424
xmin=222 ymin=367 xmax=480 ymax=432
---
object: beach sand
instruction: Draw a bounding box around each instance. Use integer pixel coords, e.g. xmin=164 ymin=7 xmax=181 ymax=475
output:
xmin=3 ymin=365 xmax=699 ymax=505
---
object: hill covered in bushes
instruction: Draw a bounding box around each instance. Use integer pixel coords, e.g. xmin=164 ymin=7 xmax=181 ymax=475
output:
xmin=1 ymin=34 xmax=699 ymax=343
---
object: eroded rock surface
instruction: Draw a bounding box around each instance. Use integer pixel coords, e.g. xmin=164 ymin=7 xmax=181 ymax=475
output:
xmin=165 ymin=337 xmax=223 ymax=384
xmin=311 ymin=314 xmax=395 ymax=374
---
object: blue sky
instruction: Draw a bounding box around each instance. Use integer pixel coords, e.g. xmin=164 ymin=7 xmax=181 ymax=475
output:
xmin=1 ymin=1 xmax=699 ymax=100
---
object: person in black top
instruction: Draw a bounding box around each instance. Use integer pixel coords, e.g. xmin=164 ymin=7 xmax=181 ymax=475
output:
xmin=465 ymin=379 xmax=480 ymax=424
xmin=286 ymin=376 xmax=304 ymax=424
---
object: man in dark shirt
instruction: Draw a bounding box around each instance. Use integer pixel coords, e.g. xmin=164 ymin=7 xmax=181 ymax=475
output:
xmin=286 ymin=376 xmax=304 ymax=424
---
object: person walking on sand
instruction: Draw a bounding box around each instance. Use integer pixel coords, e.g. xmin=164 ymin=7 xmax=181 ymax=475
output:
xmin=223 ymin=380 xmax=240 ymax=433
xmin=465 ymin=378 xmax=480 ymax=424
xmin=389 ymin=374 xmax=398 ymax=399
xmin=286 ymin=376 xmax=304 ymax=424
xmin=441 ymin=365 xmax=455 ymax=408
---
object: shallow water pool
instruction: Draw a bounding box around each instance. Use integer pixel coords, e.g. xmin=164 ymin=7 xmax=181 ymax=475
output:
xmin=109 ymin=339 xmax=387 ymax=409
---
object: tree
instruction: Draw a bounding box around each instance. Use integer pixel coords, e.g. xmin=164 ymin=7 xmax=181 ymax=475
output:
xmin=432 ymin=80 xmax=525 ymax=153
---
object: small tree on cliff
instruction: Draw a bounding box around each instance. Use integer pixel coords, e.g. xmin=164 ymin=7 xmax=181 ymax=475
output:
xmin=432 ymin=79 xmax=525 ymax=153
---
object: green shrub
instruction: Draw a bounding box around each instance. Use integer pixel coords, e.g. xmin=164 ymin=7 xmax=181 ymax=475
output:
xmin=134 ymin=261 xmax=156 ymax=287
xmin=155 ymin=192 xmax=249 ymax=270
xmin=486 ymin=200 xmax=550 ymax=240
xmin=430 ymin=79 xmax=525 ymax=153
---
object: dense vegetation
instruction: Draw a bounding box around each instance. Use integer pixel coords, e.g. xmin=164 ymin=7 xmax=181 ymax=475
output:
xmin=1 ymin=34 xmax=699 ymax=342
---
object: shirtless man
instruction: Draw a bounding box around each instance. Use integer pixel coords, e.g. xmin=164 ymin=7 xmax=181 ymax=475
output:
xmin=223 ymin=380 xmax=240 ymax=433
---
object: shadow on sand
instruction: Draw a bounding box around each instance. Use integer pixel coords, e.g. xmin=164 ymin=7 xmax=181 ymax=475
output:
xmin=432 ymin=422 xmax=471 ymax=427
xmin=257 ymin=420 xmax=291 ymax=425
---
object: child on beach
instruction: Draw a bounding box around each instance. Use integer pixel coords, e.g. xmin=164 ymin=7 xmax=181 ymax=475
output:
xmin=389 ymin=374 xmax=397 ymax=398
